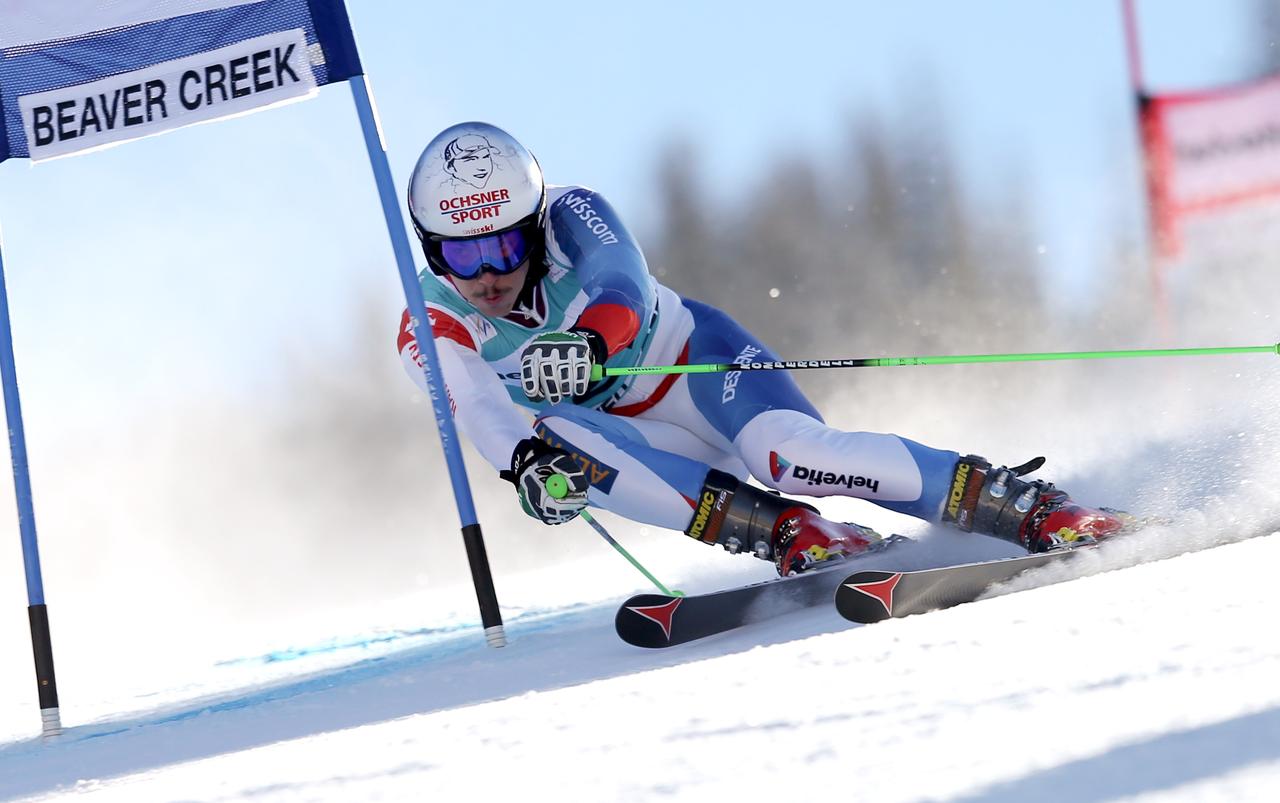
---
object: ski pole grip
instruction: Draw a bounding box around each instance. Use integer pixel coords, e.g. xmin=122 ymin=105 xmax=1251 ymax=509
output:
xmin=546 ymin=473 xmax=570 ymax=500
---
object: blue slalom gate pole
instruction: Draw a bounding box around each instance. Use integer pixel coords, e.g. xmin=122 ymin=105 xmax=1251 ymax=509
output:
xmin=0 ymin=225 xmax=62 ymax=735
xmin=347 ymin=76 xmax=505 ymax=647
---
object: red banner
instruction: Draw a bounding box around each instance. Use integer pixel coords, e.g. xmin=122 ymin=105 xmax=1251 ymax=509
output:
xmin=1141 ymin=71 xmax=1280 ymax=257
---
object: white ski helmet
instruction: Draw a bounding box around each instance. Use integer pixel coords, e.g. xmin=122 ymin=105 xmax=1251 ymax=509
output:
xmin=407 ymin=122 xmax=546 ymax=277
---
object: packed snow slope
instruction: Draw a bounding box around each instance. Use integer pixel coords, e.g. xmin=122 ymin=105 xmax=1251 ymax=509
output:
xmin=1 ymin=527 xmax=1279 ymax=802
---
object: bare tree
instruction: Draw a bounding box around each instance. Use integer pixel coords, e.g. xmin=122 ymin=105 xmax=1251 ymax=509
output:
xmin=1254 ymin=0 xmax=1280 ymax=74
xmin=649 ymin=85 xmax=1047 ymax=403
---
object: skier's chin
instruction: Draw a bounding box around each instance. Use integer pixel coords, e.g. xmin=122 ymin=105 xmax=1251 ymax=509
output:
xmin=472 ymin=291 xmax=516 ymax=317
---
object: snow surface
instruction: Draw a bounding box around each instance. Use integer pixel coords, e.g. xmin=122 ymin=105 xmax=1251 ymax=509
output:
xmin=3 ymin=330 xmax=1279 ymax=802
xmin=2 ymin=524 xmax=1279 ymax=801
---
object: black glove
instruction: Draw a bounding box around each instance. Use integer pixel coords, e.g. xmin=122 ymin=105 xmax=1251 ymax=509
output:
xmin=500 ymin=438 xmax=590 ymax=525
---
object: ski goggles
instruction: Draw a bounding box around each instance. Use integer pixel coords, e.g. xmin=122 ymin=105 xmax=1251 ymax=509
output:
xmin=426 ymin=227 xmax=535 ymax=280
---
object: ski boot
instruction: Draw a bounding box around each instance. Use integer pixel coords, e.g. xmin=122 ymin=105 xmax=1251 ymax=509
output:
xmin=683 ymin=469 xmax=880 ymax=575
xmin=941 ymin=455 xmax=1129 ymax=553
xmin=772 ymin=508 xmax=882 ymax=575
xmin=1023 ymin=489 xmax=1132 ymax=551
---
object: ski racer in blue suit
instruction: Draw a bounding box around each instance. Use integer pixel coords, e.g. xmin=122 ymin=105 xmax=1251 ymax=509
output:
xmin=398 ymin=122 xmax=1125 ymax=575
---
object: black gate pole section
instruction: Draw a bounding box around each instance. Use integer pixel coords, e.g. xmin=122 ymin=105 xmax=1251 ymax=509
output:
xmin=0 ymin=225 xmax=62 ymax=735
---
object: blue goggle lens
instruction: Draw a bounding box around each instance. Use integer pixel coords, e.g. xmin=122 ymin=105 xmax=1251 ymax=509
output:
xmin=432 ymin=228 xmax=533 ymax=279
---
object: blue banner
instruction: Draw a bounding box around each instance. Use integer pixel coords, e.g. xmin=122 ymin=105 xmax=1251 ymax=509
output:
xmin=0 ymin=0 xmax=362 ymax=163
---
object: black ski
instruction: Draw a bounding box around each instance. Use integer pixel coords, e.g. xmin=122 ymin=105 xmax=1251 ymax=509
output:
xmin=834 ymin=550 xmax=1078 ymax=623
xmin=616 ymin=536 xmax=910 ymax=648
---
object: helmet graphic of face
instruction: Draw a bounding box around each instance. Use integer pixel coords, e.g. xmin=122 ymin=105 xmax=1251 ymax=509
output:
xmin=442 ymin=134 xmax=497 ymax=189
xmin=408 ymin=122 xmax=546 ymax=245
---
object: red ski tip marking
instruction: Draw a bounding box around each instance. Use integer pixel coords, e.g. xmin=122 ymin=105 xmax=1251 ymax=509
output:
xmin=846 ymin=573 xmax=903 ymax=616
xmin=626 ymin=598 xmax=683 ymax=641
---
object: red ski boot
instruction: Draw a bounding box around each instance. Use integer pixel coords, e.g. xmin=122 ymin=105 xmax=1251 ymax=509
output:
xmin=772 ymin=507 xmax=881 ymax=575
xmin=942 ymin=455 xmax=1131 ymax=553
xmin=1020 ymin=489 xmax=1129 ymax=552
xmin=682 ymin=469 xmax=882 ymax=575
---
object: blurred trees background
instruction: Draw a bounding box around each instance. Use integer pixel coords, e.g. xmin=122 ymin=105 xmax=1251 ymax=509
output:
xmin=647 ymin=96 xmax=1046 ymax=400
xmin=1255 ymin=0 xmax=1280 ymax=74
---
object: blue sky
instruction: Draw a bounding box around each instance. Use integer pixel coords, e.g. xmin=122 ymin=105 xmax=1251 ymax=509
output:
xmin=0 ymin=0 xmax=1265 ymax=415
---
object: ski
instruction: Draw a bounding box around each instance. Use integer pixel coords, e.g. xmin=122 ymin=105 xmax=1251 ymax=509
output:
xmin=834 ymin=549 xmax=1079 ymax=623
xmin=615 ymin=535 xmax=911 ymax=648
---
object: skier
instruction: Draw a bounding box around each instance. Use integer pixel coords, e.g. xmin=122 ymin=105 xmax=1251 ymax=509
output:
xmin=397 ymin=122 xmax=1126 ymax=576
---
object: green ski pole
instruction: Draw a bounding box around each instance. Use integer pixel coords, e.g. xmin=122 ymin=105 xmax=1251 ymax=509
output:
xmin=545 ymin=474 xmax=682 ymax=597
xmin=589 ymin=342 xmax=1280 ymax=381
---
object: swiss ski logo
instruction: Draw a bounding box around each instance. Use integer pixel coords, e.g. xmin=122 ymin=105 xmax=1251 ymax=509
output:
xmin=769 ymin=451 xmax=792 ymax=482
xmin=845 ymin=573 xmax=903 ymax=616
xmin=626 ymin=598 xmax=683 ymax=641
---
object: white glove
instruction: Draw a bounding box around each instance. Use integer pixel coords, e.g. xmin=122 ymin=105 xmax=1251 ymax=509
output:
xmin=519 ymin=330 xmax=599 ymax=404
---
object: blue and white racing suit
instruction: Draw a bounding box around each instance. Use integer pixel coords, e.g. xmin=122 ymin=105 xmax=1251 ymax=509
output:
xmin=398 ymin=186 xmax=961 ymax=532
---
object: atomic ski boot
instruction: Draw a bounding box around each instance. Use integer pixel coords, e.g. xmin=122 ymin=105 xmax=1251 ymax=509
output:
xmin=942 ymin=455 xmax=1128 ymax=553
xmin=683 ymin=469 xmax=880 ymax=575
